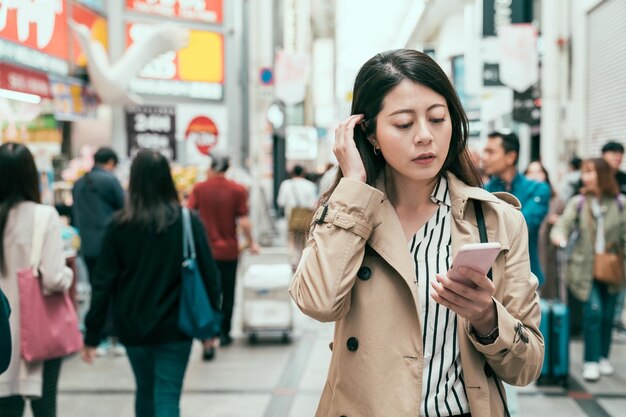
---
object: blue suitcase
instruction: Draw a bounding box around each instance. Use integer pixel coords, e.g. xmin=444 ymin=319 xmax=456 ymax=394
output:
xmin=538 ymin=298 xmax=570 ymax=387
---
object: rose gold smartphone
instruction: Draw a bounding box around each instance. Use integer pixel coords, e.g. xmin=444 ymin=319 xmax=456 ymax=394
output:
xmin=447 ymin=242 xmax=502 ymax=287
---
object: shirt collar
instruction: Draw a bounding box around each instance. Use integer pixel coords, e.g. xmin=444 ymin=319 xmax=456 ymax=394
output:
xmin=430 ymin=174 xmax=451 ymax=207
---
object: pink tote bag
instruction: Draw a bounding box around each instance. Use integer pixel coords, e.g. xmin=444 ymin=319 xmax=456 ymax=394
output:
xmin=18 ymin=206 xmax=83 ymax=362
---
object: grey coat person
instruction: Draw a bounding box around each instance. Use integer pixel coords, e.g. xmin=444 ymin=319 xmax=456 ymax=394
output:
xmin=551 ymin=194 xmax=626 ymax=301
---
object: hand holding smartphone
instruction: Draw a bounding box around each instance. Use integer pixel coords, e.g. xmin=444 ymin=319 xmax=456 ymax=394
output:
xmin=447 ymin=243 xmax=502 ymax=287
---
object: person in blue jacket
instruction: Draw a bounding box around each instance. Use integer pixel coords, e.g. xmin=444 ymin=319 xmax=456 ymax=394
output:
xmin=482 ymin=131 xmax=551 ymax=287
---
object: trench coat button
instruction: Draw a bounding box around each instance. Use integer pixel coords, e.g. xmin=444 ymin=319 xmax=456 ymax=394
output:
xmin=357 ymin=266 xmax=372 ymax=280
xmin=347 ymin=337 xmax=359 ymax=352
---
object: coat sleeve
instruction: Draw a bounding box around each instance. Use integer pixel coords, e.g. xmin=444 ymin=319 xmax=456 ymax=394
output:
xmin=550 ymin=195 xmax=580 ymax=244
xmin=84 ymin=224 xmax=119 ymax=347
xmin=465 ymin=208 xmax=544 ymax=386
xmin=289 ymin=178 xmax=384 ymax=322
xmin=40 ymin=208 xmax=73 ymax=294
xmin=191 ymin=213 xmax=222 ymax=311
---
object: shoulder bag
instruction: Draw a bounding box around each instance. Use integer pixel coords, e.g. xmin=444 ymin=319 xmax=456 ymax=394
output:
xmin=178 ymin=208 xmax=222 ymax=339
xmin=287 ymin=181 xmax=314 ymax=232
xmin=18 ymin=205 xmax=83 ymax=362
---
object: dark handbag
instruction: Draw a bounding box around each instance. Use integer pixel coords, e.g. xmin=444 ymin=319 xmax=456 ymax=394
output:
xmin=593 ymin=244 xmax=624 ymax=286
xmin=178 ymin=208 xmax=222 ymax=339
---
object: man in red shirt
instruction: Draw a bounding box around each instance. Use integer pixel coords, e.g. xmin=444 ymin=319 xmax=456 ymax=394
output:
xmin=189 ymin=154 xmax=259 ymax=358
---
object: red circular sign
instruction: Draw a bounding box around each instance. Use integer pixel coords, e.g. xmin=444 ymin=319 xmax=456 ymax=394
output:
xmin=185 ymin=116 xmax=218 ymax=155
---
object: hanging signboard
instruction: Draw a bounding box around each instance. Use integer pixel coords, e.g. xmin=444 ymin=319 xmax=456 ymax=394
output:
xmin=126 ymin=106 xmax=177 ymax=160
xmin=126 ymin=22 xmax=224 ymax=100
xmin=177 ymin=104 xmax=227 ymax=165
xmin=49 ymin=75 xmax=99 ymax=120
xmin=0 ymin=0 xmax=69 ymax=75
xmin=498 ymin=24 xmax=539 ymax=93
xmin=71 ymin=3 xmax=108 ymax=67
xmin=482 ymin=0 xmax=533 ymax=37
xmin=0 ymin=62 xmax=53 ymax=100
xmin=126 ymin=0 xmax=223 ymax=24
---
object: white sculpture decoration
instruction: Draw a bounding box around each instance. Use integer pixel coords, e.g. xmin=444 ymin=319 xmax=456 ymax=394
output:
xmin=69 ymin=20 xmax=190 ymax=106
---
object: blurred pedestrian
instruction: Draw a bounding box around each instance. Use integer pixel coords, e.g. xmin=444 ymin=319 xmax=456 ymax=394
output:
xmin=82 ymin=150 xmax=221 ymax=417
xmin=188 ymin=153 xmax=259 ymax=356
xmin=0 ymin=143 xmax=73 ymax=417
xmin=277 ymin=165 xmax=317 ymax=268
xmin=558 ymin=156 xmax=583 ymax=203
xmin=525 ymin=161 xmax=565 ymax=299
xmin=601 ymin=141 xmax=626 ymax=195
xmin=551 ymin=158 xmax=626 ymax=382
xmin=483 ymin=132 xmax=551 ymax=287
xmin=290 ymin=49 xmax=543 ymax=417
xmin=601 ymin=141 xmax=626 ymax=333
xmin=72 ymin=147 xmax=125 ymax=357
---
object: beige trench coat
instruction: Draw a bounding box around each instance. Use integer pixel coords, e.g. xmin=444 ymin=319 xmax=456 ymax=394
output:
xmin=289 ymin=173 xmax=543 ymax=417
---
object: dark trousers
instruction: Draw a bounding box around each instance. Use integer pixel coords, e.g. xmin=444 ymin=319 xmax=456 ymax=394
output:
xmin=217 ymin=260 xmax=238 ymax=338
xmin=126 ymin=340 xmax=192 ymax=417
xmin=84 ymin=255 xmax=116 ymax=339
xmin=584 ymin=280 xmax=618 ymax=362
xmin=0 ymin=358 xmax=62 ymax=417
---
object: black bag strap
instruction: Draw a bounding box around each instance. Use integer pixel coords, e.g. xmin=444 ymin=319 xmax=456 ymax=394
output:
xmin=473 ymin=200 xmax=493 ymax=280
xmin=472 ymin=199 xmax=511 ymax=417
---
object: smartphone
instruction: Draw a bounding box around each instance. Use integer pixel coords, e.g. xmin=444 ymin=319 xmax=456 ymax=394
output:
xmin=447 ymin=242 xmax=502 ymax=287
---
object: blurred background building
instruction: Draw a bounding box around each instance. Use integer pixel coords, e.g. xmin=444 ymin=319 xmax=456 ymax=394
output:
xmin=0 ymin=0 xmax=625 ymax=241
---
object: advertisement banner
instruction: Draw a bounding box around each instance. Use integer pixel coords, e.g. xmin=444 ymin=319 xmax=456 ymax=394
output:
xmin=0 ymin=0 xmax=69 ymax=75
xmin=176 ymin=104 xmax=227 ymax=165
xmin=72 ymin=3 xmax=108 ymax=67
xmin=126 ymin=0 xmax=223 ymax=24
xmin=126 ymin=22 xmax=224 ymax=100
xmin=126 ymin=106 xmax=177 ymax=160
xmin=0 ymin=62 xmax=52 ymax=99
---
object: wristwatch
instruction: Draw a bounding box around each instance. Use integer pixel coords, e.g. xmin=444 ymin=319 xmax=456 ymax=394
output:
xmin=473 ymin=326 xmax=499 ymax=345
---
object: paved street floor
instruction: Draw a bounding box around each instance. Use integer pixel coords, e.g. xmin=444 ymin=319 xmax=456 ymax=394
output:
xmin=30 ymin=249 xmax=626 ymax=417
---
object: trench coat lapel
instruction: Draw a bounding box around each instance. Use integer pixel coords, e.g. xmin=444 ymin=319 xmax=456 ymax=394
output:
xmin=367 ymin=197 xmax=419 ymax=305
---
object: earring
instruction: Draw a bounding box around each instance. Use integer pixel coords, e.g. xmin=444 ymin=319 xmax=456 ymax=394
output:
xmin=373 ymin=146 xmax=380 ymax=155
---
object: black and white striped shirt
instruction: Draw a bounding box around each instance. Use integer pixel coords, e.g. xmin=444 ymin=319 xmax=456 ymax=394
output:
xmin=409 ymin=174 xmax=469 ymax=417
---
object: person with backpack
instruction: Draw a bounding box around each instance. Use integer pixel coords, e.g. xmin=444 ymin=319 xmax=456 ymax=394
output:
xmin=82 ymin=150 xmax=221 ymax=416
xmin=551 ymin=158 xmax=626 ymax=382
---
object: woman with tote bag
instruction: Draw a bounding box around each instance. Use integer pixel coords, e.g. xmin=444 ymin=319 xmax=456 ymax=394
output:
xmin=0 ymin=143 xmax=74 ymax=417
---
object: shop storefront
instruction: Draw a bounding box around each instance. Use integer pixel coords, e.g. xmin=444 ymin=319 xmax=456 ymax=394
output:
xmin=584 ymin=0 xmax=626 ymax=156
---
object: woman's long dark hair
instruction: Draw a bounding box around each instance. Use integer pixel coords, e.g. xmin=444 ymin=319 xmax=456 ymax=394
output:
xmin=322 ymin=49 xmax=481 ymax=202
xmin=0 ymin=143 xmax=41 ymax=274
xmin=116 ymin=150 xmax=179 ymax=232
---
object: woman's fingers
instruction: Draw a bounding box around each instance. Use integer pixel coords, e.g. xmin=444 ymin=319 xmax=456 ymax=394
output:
xmin=333 ymin=114 xmax=366 ymax=182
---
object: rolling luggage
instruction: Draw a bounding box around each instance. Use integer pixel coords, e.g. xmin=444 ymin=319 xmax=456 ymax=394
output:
xmin=537 ymin=247 xmax=570 ymax=387
xmin=241 ymin=263 xmax=294 ymax=344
